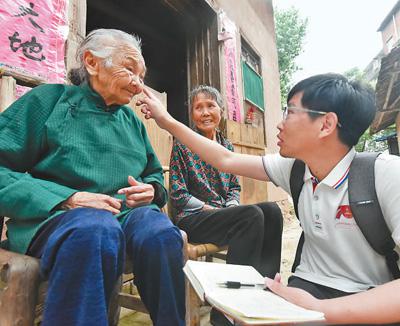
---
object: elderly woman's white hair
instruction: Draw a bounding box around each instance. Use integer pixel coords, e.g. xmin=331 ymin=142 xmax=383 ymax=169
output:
xmin=68 ymin=29 xmax=142 ymax=85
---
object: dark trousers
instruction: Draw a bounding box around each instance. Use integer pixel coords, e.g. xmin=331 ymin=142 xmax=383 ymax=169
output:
xmin=288 ymin=275 xmax=351 ymax=299
xmin=177 ymin=202 xmax=283 ymax=277
xmin=28 ymin=207 xmax=185 ymax=326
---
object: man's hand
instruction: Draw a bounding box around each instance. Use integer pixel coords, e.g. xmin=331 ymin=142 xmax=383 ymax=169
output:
xmin=137 ymin=87 xmax=173 ymax=129
xmin=60 ymin=192 xmax=123 ymax=215
xmin=117 ymin=176 xmax=154 ymax=208
xmin=264 ymin=273 xmax=321 ymax=311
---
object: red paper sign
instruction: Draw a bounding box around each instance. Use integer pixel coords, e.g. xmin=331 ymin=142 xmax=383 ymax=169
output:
xmin=218 ymin=11 xmax=242 ymax=123
xmin=0 ymin=0 xmax=68 ymax=83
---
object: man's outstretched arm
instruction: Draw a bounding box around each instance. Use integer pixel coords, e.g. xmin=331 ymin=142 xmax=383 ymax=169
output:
xmin=138 ymin=87 xmax=269 ymax=182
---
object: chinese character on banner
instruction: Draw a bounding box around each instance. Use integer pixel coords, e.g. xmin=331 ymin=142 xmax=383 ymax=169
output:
xmin=218 ymin=11 xmax=242 ymax=123
xmin=0 ymin=0 xmax=69 ymax=83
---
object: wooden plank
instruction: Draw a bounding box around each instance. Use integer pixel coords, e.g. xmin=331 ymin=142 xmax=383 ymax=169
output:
xmin=240 ymin=123 xmax=265 ymax=147
xmin=0 ymin=66 xmax=45 ymax=86
xmin=186 ymin=8 xmax=221 ymax=126
xmin=231 ymin=140 xmax=265 ymax=150
xmin=205 ymin=26 xmax=212 ymax=86
xmin=118 ymin=293 xmax=148 ymax=313
xmin=129 ymin=89 xmax=173 ymax=167
xmin=68 ymin=0 xmax=87 ymax=37
xmin=66 ymin=0 xmax=87 ymax=74
xmin=209 ymin=15 xmax=221 ymax=90
xmin=0 ymin=249 xmax=41 ymax=326
xmin=226 ymin=120 xmax=242 ymax=144
xmin=382 ymin=62 xmax=398 ymax=112
xmin=227 ymin=119 xmax=267 ymax=203
xmin=240 ymin=146 xmax=268 ymax=204
xmin=0 ymin=77 xmax=16 ymax=112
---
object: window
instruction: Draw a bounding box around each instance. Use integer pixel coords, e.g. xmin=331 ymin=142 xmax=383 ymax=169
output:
xmin=241 ymin=39 xmax=264 ymax=111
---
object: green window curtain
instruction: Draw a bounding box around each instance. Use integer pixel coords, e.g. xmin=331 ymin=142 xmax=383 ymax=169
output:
xmin=242 ymin=60 xmax=265 ymax=111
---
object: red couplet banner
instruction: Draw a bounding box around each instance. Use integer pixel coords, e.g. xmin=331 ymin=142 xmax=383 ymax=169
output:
xmin=218 ymin=11 xmax=242 ymax=123
xmin=0 ymin=0 xmax=68 ymax=83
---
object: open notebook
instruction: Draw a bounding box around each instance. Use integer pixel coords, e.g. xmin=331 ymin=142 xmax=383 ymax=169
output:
xmin=184 ymin=260 xmax=325 ymax=325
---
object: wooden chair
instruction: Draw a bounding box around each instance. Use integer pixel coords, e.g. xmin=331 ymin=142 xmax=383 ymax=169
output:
xmin=0 ymin=216 xmax=192 ymax=326
xmin=0 ymin=170 xmax=191 ymax=325
xmin=184 ymin=242 xmax=228 ymax=325
xmin=162 ymin=167 xmax=228 ymax=324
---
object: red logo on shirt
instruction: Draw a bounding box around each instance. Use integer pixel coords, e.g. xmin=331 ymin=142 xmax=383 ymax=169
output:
xmin=335 ymin=205 xmax=353 ymax=219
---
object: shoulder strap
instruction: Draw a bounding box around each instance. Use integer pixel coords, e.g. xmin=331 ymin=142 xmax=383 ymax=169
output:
xmin=289 ymin=160 xmax=305 ymax=273
xmin=349 ymin=152 xmax=400 ymax=279
xmin=290 ymin=160 xmax=306 ymax=218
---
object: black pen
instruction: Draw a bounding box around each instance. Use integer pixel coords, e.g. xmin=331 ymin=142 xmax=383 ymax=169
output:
xmin=218 ymin=281 xmax=265 ymax=289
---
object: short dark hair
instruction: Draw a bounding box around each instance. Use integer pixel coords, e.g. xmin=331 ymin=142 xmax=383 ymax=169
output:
xmin=189 ymin=85 xmax=224 ymax=111
xmin=287 ymin=73 xmax=376 ymax=147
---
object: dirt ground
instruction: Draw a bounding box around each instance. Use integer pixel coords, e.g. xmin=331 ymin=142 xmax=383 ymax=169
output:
xmin=277 ymin=199 xmax=302 ymax=284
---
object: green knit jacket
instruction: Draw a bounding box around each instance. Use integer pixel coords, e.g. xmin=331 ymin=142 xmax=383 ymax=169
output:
xmin=0 ymin=83 xmax=167 ymax=254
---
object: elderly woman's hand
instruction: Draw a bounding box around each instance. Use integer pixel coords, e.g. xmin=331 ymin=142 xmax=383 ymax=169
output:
xmin=137 ymin=87 xmax=173 ymax=129
xmin=59 ymin=192 xmax=123 ymax=215
xmin=117 ymin=176 xmax=155 ymax=208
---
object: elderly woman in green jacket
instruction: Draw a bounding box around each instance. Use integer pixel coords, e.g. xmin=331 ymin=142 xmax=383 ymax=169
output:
xmin=0 ymin=29 xmax=184 ymax=326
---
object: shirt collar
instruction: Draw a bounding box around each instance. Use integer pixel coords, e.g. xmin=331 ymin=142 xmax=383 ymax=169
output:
xmin=80 ymin=82 xmax=121 ymax=113
xmin=304 ymin=147 xmax=356 ymax=189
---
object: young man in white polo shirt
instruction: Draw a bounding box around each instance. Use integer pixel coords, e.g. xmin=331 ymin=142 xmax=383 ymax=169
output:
xmin=140 ymin=73 xmax=400 ymax=324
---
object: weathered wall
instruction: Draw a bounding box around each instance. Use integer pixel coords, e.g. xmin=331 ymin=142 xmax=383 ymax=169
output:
xmin=207 ymin=0 xmax=286 ymax=201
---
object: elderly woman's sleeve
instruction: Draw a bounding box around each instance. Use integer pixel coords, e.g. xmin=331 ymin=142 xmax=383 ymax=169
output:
xmin=225 ymin=140 xmax=241 ymax=207
xmin=138 ymin=124 xmax=168 ymax=207
xmin=169 ymin=140 xmax=204 ymax=212
xmin=0 ymin=85 xmax=77 ymax=220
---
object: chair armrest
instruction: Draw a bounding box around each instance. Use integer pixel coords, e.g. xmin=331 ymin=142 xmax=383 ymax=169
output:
xmin=0 ymin=248 xmax=41 ymax=325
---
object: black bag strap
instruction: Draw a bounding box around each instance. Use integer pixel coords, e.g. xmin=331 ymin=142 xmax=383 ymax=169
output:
xmin=349 ymin=152 xmax=400 ymax=279
xmin=289 ymin=159 xmax=305 ymax=273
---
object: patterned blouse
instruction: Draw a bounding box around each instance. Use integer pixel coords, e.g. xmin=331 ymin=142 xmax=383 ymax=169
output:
xmin=169 ymin=131 xmax=241 ymax=220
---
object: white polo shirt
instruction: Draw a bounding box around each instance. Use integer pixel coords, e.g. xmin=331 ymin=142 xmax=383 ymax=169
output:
xmin=263 ymin=148 xmax=400 ymax=293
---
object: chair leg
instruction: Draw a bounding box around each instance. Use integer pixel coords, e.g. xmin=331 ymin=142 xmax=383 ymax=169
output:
xmin=108 ymin=275 xmax=122 ymax=326
xmin=187 ymin=282 xmax=201 ymax=326
xmin=0 ymin=249 xmax=41 ymax=326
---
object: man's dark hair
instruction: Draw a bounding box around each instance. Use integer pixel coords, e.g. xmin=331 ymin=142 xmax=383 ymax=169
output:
xmin=287 ymin=73 xmax=376 ymax=147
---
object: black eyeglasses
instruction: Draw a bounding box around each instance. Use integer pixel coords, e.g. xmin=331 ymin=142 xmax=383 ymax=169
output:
xmin=282 ymin=106 xmax=342 ymax=128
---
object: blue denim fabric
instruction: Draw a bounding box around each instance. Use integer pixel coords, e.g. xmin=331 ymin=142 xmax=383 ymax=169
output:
xmin=33 ymin=207 xmax=185 ymax=326
xmin=123 ymin=207 xmax=185 ymax=326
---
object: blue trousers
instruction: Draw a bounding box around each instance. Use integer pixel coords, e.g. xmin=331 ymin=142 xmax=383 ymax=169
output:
xmin=29 ymin=207 xmax=185 ymax=326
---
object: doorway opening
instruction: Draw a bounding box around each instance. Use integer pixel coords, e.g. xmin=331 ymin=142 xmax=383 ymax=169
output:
xmin=86 ymin=0 xmax=217 ymax=124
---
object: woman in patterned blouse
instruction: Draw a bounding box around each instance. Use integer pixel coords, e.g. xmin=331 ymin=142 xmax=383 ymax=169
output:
xmin=169 ymin=85 xmax=283 ymax=278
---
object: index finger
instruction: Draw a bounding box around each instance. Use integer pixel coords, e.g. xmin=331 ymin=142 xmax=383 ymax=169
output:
xmin=142 ymin=86 xmax=154 ymax=99
xmin=117 ymin=185 xmax=148 ymax=194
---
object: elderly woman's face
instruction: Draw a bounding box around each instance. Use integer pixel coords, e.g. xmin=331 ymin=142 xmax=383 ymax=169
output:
xmin=191 ymin=93 xmax=222 ymax=135
xmin=91 ymin=45 xmax=145 ymax=106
